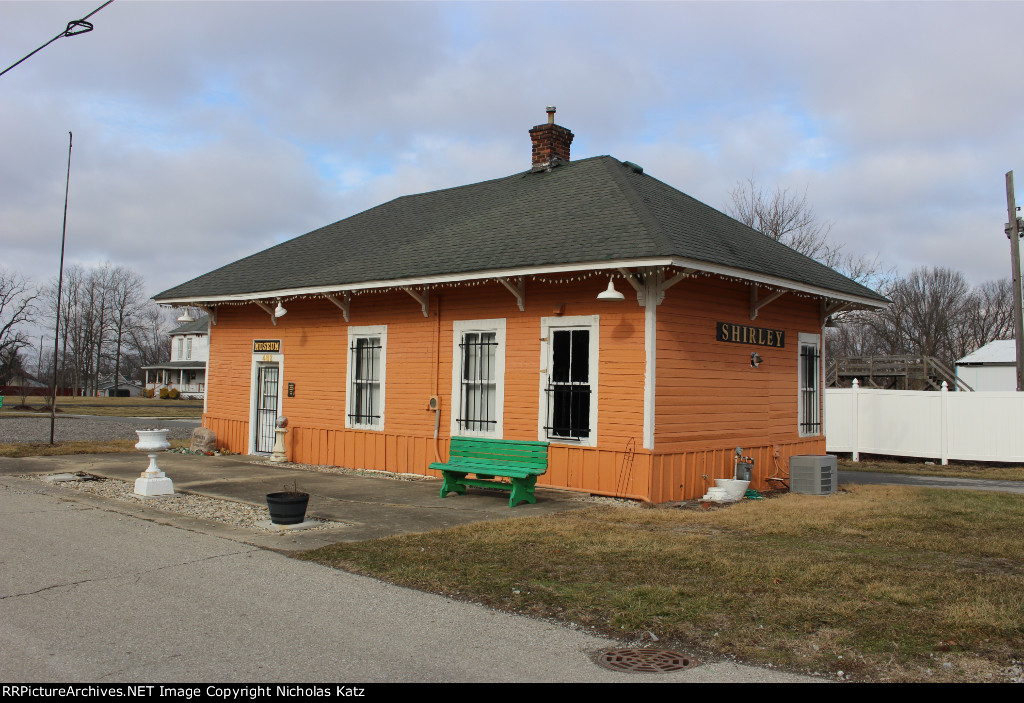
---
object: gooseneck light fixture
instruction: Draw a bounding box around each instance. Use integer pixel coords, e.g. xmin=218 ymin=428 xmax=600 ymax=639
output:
xmin=274 ymin=301 xmax=288 ymax=318
xmin=596 ymin=276 xmax=625 ymax=301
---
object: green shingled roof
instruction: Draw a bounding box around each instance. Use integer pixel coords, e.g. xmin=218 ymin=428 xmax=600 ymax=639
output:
xmin=154 ymin=156 xmax=886 ymax=305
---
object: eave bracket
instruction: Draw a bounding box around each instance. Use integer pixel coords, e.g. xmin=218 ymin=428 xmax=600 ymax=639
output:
xmin=619 ymin=267 xmax=693 ymax=306
xmin=498 ymin=277 xmax=526 ymax=312
xmin=196 ymin=304 xmax=217 ymax=326
xmin=326 ymin=293 xmax=351 ymax=322
xmin=750 ymin=286 xmax=786 ymax=320
xmin=254 ymin=301 xmax=277 ymax=326
xmin=402 ymin=287 xmax=430 ymax=318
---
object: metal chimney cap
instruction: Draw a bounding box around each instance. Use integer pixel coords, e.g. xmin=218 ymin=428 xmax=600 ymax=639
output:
xmin=546 ymin=106 xmax=556 ymax=113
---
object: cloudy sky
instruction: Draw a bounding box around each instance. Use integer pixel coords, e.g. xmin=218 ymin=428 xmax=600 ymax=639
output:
xmin=3 ymin=0 xmax=1023 ymax=305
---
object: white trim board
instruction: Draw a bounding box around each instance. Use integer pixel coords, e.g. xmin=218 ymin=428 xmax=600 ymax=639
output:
xmin=449 ymin=318 xmax=506 ymax=439
xmin=538 ymin=315 xmax=600 ymax=448
xmin=156 ymin=257 xmax=887 ymax=310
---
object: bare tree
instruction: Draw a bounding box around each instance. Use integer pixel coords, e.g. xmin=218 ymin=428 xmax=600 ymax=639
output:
xmin=123 ymin=303 xmax=174 ymax=384
xmin=38 ymin=263 xmax=190 ymax=396
xmin=107 ymin=266 xmax=146 ymax=395
xmin=728 ymin=178 xmax=841 ymax=266
xmin=726 ymin=178 xmax=891 ymax=290
xmin=41 ymin=264 xmax=82 ymax=396
xmin=880 ymin=267 xmax=971 ymax=361
xmin=43 ymin=263 xmax=143 ymax=396
xmin=0 ymin=267 xmax=37 ymax=385
xmin=957 ymin=279 xmax=1015 ymax=359
xmin=827 ymin=267 xmax=1014 ymax=368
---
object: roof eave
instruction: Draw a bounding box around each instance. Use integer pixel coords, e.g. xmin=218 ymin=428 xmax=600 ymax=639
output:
xmin=154 ymin=256 xmax=887 ymax=309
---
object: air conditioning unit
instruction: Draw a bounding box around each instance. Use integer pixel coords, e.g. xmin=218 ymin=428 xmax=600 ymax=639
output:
xmin=789 ymin=455 xmax=838 ymax=495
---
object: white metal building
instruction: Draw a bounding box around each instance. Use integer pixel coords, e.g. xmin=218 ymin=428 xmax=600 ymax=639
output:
xmin=955 ymin=340 xmax=1018 ymax=392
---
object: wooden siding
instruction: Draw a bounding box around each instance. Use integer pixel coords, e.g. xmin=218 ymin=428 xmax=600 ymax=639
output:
xmin=650 ymin=276 xmax=825 ymax=499
xmin=648 ymin=438 xmax=825 ymax=503
xmin=203 ymin=274 xmax=826 ymax=502
xmin=203 ymin=279 xmax=650 ymax=488
xmin=655 ymin=277 xmax=820 ymax=448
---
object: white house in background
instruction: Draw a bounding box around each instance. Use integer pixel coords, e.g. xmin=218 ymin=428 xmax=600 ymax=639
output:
xmin=143 ymin=315 xmax=209 ymax=399
xmin=955 ymin=340 xmax=1018 ymax=391
xmin=96 ymin=373 xmax=144 ymax=397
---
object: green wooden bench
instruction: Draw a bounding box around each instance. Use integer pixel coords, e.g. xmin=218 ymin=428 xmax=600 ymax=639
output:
xmin=431 ymin=437 xmax=549 ymax=507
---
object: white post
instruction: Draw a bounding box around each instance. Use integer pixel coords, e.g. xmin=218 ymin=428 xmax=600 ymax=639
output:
xmin=271 ymin=426 xmax=288 ymax=463
xmin=941 ymin=380 xmax=949 ymax=465
xmin=851 ymin=378 xmax=860 ymax=462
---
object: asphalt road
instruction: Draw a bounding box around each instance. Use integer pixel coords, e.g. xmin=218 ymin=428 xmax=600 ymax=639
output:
xmin=0 ymin=475 xmax=823 ymax=684
xmin=839 ymin=469 xmax=1024 ymax=495
xmin=0 ymin=415 xmax=200 ymax=444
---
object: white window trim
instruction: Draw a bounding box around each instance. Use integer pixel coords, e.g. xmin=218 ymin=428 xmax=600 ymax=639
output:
xmin=247 ymin=351 xmax=284 ymax=455
xmin=175 ymin=337 xmax=183 ymax=361
xmin=185 ymin=337 xmax=192 ymax=360
xmin=450 ymin=319 xmax=506 ymax=438
xmin=346 ymin=325 xmax=387 ymax=431
xmin=798 ymin=332 xmax=821 ymax=438
xmin=538 ymin=315 xmax=599 ymax=447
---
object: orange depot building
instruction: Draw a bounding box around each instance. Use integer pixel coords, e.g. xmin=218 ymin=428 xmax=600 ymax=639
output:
xmin=155 ymin=112 xmax=886 ymax=503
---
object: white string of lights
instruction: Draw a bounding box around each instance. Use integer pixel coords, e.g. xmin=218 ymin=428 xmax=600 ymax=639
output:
xmin=168 ymin=264 xmax=822 ymax=311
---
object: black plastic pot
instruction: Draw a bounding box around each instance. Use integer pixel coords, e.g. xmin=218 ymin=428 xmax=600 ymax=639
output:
xmin=266 ymin=491 xmax=309 ymax=525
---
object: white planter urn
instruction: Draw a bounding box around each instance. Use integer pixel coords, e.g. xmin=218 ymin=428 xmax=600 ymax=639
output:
xmin=134 ymin=429 xmax=174 ymax=496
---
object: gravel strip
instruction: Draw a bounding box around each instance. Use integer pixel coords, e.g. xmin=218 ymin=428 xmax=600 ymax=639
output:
xmin=26 ymin=473 xmax=342 ymax=533
xmin=247 ymin=458 xmax=436 ymax=482
xmin=249 ymin=458 xmax=643 ymax=507
xmin=0 ymin=415 xmax=198 ymax=443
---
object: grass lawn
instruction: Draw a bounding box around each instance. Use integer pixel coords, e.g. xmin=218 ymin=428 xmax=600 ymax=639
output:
xmin=840 ymin=456 xmax=1024 ymax=482
xmin=0 ymin=439 xmax=190 ymax=457
xmin=301 ymin=485 xmax=1024 ymax=682
xmin=0 ymin=395 xmax=202 ymax=418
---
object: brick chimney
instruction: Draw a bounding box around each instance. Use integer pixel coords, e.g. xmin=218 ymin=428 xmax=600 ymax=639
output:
xmin=530 ymin=106 xmax=574 ymax=171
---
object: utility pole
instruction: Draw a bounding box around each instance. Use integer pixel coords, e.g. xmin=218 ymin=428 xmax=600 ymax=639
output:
xmin=1007 ymin=171 xmax=1024 ymax=392
xmin=50 ymin=133 xmax=72 ymax=444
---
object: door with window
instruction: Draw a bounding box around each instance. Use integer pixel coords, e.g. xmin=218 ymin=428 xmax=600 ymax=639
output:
xmin=254 ymin=363 xmax=280 ymax=453
xmin=541 ymin=316 xmax=598 ymax=445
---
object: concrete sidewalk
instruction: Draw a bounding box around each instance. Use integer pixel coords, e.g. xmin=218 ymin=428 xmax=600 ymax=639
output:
xmin=0 ymin=475 xmax=823 ymax=682
xmin=0 ymin=452 xmax=593 ymax=551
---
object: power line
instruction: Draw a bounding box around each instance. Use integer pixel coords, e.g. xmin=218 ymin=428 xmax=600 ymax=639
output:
xmin=0 ymin=1 xmax=115 ymax=79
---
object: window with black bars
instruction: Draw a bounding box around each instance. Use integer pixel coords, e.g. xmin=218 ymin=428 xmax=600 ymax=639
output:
xmin=800 ymin=343 xmax=821 ymax=435
xmin=456 ymin=331 xmax=498 ymax=432
xmin=544 ymin=329 xmax=591 ymax=441
xmin=349 ymin=336 xmax=381 ymax=426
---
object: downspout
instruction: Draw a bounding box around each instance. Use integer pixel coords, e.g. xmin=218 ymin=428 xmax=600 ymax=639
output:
xmin=643 ymin=274 xmax=657 ymax=451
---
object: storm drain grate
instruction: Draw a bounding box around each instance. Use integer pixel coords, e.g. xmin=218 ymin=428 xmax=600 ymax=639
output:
xmin=594 ymin=648 xmax=699 ymax=673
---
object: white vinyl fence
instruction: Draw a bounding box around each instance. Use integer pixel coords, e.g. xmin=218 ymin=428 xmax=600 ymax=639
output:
xmin=825 ymin=380 xmax=1024 ymax=464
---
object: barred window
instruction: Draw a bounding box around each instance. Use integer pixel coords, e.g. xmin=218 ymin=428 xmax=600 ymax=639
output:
xmin=540 ymin=316 xmax=598 ymax=446
xmin=798 ymin=334 xmax=821 ymax=436
xmin=451 ymin=320 xmax=505 ymax=437
xmin=347 ymin=326 xmax=386 ymax=430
